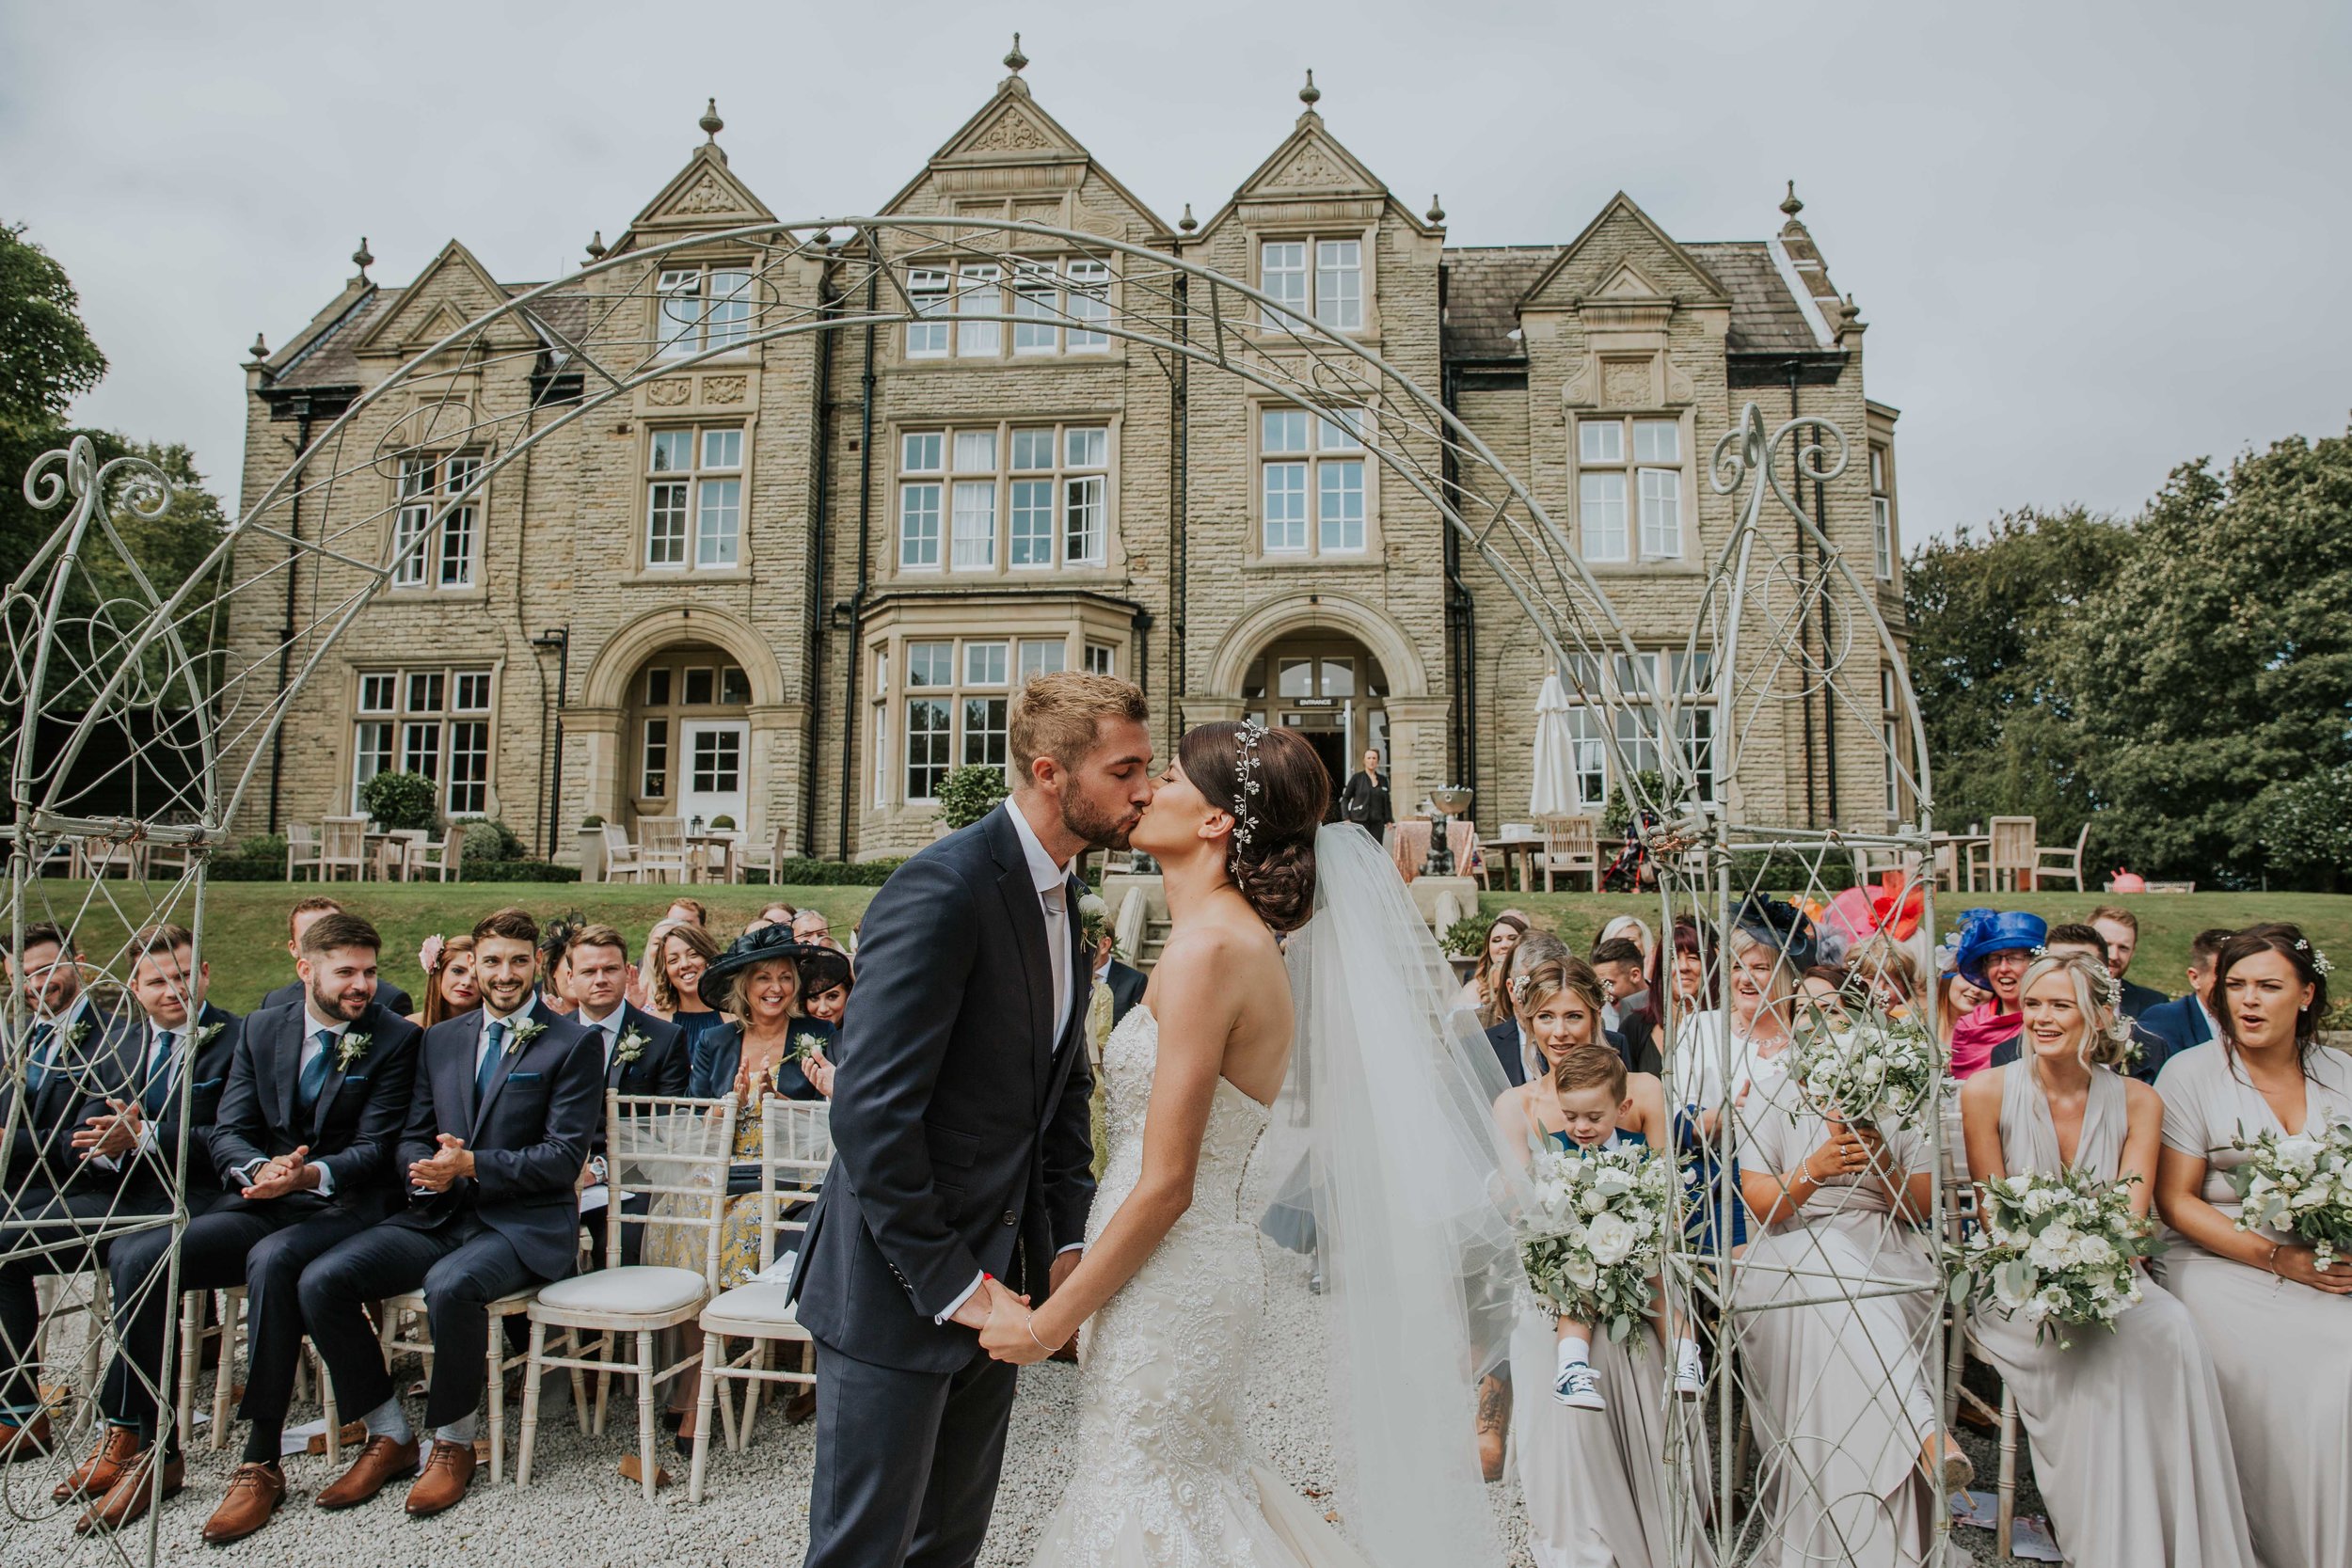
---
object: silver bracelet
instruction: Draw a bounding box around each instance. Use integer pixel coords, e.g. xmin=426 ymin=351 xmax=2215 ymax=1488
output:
xmin=1025 ymin=1318 xmax=1055 ymax=1354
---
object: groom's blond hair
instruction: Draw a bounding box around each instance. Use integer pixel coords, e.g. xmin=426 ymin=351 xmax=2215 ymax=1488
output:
xmin=1010 ymin=673 xmax=1149 ymax=779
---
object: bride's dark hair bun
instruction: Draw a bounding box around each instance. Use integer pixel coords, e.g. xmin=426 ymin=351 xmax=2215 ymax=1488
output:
xmin=1180 ymin=721 xmax=1328 ymax=932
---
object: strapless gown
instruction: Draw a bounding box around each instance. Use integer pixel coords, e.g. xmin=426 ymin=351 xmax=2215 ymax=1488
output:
xmin=1025 ymin=1006 xmax=1375 ymax=1567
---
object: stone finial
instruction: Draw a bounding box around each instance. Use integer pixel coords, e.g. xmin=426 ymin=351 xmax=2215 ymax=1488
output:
xmin=351 ymin=236 xmax=374 ymax=280
xmin=584 ymin=230 xmax=608 ymax=261
xmin=1178 ymin=202 xmax=1198 ymax=234
xmin=1426 ymin=193 xmax=1446 ymax=225
xmin=247 ymin=332 xmax=269 ymax=364
xmin=1780 ymin=180 xmax=1804 ymax=219
xmin=700 ymin=98 xmax=724 ymax=143
xmin=1299 ymin=69 xmax=1321 ymax=108
xmin=1004 ymin=32 xmax=1028 ymax=74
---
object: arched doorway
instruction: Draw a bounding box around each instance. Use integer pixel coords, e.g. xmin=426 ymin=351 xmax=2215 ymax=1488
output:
xmin=1238 ymin=634 xmax=1390 ymax=814
xmin=626 ymin=643 xmax=753 ymax=832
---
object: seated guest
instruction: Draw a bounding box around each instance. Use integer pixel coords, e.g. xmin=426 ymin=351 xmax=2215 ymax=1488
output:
xmin=1947 ymin=908 xmax=2045 ymax=1079
xmin=1844 ymin=932 xmax=1924 ymax=1018
xmin=790 ymin=907 xmax=841 ymax=952
xmin=801 ymin=948 xmax=854 ymax=1027
xmin=1990 ymin=923 xmax=2119 ymax=1072
xmin=646 ymin=918 xmax=727 ymax=1055
xmin=297 ymin=908 xmax=599 ymax=1519
xmin=2089 ymin=904 xmax=2168 ymax=1020
xmin=564 ymin=923 xmax=687 ymax=1269
xmin=1464 ymin=912 xmax=1531 ymax=1022
xmin=536 ymin=915 xmax=584 ymax=1017
xmin=1933 ymin=963 xmax=1992 ymax=1057
xmin=1483 ymin=931 xmax=1570 ymax=1086
xmin=2154 ymin=924 xmax=2352 ymax=1568
xmin=0 ymin=925 xmax=138 ymax=1466
xmin=407 ymin=933 xmax=478 ymax=1029
xmin=1590 ymin=936 xmax=1660 ymax=1073
xmin=743 ymin=901 xmax=799 ymax=935
xmin=1797 ymin=963 xmax=1854 ymax=1027
xmin=1961 ymin=951 xmax=2254 ymax=1568
xmin=1597 ymin=913 xmax=1657 ymax=975
xmin=72 ymin=914 xmax=419 ymax=1541
xmin=659 ymin=927 xmax=836 ymax=1441
xmin=264 ymin=896 xmax=412 ymax=1018
xmin=2137 ymin=927 xmax=2234 ymax=1083
xmin=632 ymin=897 xmax=710 ymax=1002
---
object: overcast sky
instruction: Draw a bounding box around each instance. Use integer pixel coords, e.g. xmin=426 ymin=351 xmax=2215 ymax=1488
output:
xmin=4 ymin=1 xmax=2345 ymax=543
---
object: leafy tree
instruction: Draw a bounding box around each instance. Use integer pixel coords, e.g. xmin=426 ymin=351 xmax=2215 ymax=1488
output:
xmin=360 ymin=769 xmax=439 ymax=832
xmin=0 ymin=223 xmax=105 ymax=435
xmin=2063 ymin=435 xmax=2352 ymax=885
xmin=1903 ymin=507 xmax=2134 ymax=847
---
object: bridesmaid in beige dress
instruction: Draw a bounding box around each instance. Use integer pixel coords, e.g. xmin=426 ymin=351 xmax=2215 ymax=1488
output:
xmin=1959 ymin=952 xmax=2255 ymax=1568
xmin=2154 ymin=924 xmax=2352 ymax=1568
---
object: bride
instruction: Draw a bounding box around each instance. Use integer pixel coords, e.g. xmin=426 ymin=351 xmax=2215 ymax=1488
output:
xmin=981 ymin=721 xmax=1516 ymax=1567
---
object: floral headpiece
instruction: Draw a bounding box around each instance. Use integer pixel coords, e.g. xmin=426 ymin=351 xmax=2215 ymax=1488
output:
xmin=2296 ymin=938 xmax=2335 ymax=977
xmin=419 ymin=934 xmax=446 ymax=976
xmin=1229 ymin=721 xmax=1265 ymax=871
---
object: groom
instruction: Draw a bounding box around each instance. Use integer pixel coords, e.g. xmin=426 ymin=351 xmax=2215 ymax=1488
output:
xmin=792 ymin=673 xmax=1153 ymax=1568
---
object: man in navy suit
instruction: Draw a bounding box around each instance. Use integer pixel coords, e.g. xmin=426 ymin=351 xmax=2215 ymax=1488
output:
xmin=2090 ymin=906 xmax=2169 ymax=1022
xmin=68 ymin=913 xmax=421 ymax=1543
xmin=261 ymin=895 xmax=413 ymax=1020
xmin=299 ymin=907 xmax=599 ymax=1519
xmin=2137 ymin=927 xmax=2236 ymax=1082
xmin=0 ymin=922 xmax=131 ymax=1465
xmin=561 ymin=922 xmax=687 ymax=1268
xmin=790 ymin=673 xmax=1147 ymax=1568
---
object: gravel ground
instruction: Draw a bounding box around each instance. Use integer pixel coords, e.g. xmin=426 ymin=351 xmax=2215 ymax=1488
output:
xmin=9 ymin=1125 xmax=1998 ymax=1566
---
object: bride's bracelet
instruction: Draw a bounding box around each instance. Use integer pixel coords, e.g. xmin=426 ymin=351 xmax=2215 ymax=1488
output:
xmin=1026 ymin=1319 xmax=1056 ymax=1354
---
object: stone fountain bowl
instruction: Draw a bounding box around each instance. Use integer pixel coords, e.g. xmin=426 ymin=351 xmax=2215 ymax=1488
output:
xmin=1429 ymin=786 xmax=1474 ymax=816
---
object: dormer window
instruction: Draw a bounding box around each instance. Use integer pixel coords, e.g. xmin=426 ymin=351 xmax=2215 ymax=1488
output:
xmin=656 ymin=266 xmax=752 ymax=358
xmin=1259 ymin=239 xmax=1362 ymax=332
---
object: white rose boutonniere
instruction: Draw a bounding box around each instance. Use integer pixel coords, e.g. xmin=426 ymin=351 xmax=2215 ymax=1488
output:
xmin=614 ymin=1026 xmax=650 ymax=1066
xmin=335 ymin=1031 xmax=372 ymax=1072
xmin=505 ymin=1017 xmax=548 ymax=1055
xmin=191 ymin=1020 xmax=227 ymax=1051
xmin=64 ymin=1018 xmax=91 ymax=1052
xmin=790 ymin=1032 xmax=828 ymax=1064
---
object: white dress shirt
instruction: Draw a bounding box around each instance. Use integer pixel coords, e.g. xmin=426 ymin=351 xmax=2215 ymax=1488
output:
xmin=236 ymin=1006 xmax=352 ymax=1196
xmin=476 ymin=993 xmax=540 ymax=1078
xmin=937 ymin=804 xmax=1084 ymax=1325
xmin=577 ymin=1001 xmax=626 ymax=1073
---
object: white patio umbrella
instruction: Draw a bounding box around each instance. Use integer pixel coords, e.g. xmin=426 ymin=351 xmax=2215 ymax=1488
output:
xmin=1530 ymin=670 xmax=1581 ymax=817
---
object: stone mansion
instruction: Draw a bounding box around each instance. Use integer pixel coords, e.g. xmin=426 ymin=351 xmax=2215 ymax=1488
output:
xmin=230 ymin=55 xmax=1909 ymax=863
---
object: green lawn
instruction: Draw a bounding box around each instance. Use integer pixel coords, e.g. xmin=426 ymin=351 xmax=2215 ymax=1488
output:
xmin=22 ymin=880 xmax=880 ymax=1013
xmin=1473 ymin=889 xmax=2352 ymax=1003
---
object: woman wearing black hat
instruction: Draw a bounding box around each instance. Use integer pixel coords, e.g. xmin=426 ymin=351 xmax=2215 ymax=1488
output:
xmin=799 ymin=948 xmax=853 ymax=1026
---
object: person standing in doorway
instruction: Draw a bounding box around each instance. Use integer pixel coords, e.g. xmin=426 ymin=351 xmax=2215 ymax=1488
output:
xmin=1338 ymin=748 xmax=1392 ymax=842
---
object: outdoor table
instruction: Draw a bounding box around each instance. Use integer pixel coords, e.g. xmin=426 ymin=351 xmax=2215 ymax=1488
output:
xmin=685 ymin=831 xmax=739 ymax=885
xmin=1929 ymin=832 xmax=1989 ymax=893
xmin=365 ymin=829 xmax=426 ymax=881
xmin=1486 ymin=830 xmax=1545 ymax=893
xmin=1386 ymin=818 xmax=1478 ymax=884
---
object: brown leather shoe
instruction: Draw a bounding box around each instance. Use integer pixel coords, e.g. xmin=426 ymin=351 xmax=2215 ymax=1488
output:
xmin=0 ymin=1412 xmax=54 ymax=1465
xmin=75 ymin=1449 xmax=183 ymax=1534
xmin=1475 ymin=1372 xmax=1510 ymax=1483
xmin=313 ymin=1434 xmax=418 ymax=1510
xmin=53 ymin=1424 xmax=138 ymax=1499
xmin=201 ymin=1462 xmax=285 ymax=1544
xmin=405 ymin=1439 xmax=476 ymax=1517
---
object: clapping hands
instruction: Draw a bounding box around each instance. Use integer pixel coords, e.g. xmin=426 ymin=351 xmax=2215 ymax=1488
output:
xmin=408 ymin=1132 xmax=474 ymax=1193
xmin=242 ymin=1145 xmax=316 ymax=1200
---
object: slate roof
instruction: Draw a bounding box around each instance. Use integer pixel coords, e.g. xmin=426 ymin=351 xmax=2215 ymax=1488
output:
xmin=1438 ymin=239 xmax=1826 ymax=366
xmin=266 ymin=284 xmax=600 ymax=391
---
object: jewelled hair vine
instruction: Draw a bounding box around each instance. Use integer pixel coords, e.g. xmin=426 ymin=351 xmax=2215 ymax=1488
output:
xmin=1230 ymin=721 xmax=1265 ymax=871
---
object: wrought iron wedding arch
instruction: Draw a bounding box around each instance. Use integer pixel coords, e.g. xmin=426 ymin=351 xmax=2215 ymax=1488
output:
xmin=6 ymin=215 xmax=1938 ymax=1565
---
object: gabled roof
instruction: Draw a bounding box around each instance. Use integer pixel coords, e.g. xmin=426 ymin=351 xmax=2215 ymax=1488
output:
xmin=1439 ymin=239 xmax=1826 ymax=366
xmin=614 ymin=141 xmax=776 ymax=253
xmin=1194 ymin=103 xmax=1437 ymax=240
xmin=1515 ymin=192 xmax=1730 ymax=311
xmin=877 ymin=74 xmax=1175 ymax=238
xmin=352 ymin=239 xmax=514 ymax=355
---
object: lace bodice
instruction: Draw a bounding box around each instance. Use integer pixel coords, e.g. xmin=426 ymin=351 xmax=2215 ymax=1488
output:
xmin=1088 ymin=1006 xmax=1272 ymax=1250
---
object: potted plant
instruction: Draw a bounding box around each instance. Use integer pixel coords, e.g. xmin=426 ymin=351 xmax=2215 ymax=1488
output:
xmin=938 ymin=765 xmax=1010 ymax=832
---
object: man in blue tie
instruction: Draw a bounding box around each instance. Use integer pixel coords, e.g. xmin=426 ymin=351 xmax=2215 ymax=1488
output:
xmin=52 ymin=913 xmax=421 ymax=1541
xmin=298 ymin=907 xmax=600 ymax=1521
xmin=0 ymin=921 xmax=131 ymax=1466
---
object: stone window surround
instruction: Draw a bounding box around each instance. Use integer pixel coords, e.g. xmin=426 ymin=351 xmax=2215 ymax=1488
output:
xmin=887 ymin=413 xmax=1120 ymax=581
xmin=898 ymin=251 xmax=1122 ymax=366
xmin=1868 ymin=440 xmax=1899 ymax=585
xmin=1247 ymin=225 xmax=1377 ymax=340
xmin=651 ymin=257 xmax=760 ymax=363
xmin=629 ymin=415 xmax=759 ymax=582
xmin=861 ymin=595 xmax=1133 ymax=817
xmin=383 ymin=451 xmax=488 ymax=603
xmin=1249 ymin=399 xmax=1379 ymax=562
xmin=343 ymin=657 xmax=506 ymax=819
xmin=1566 ymin=404 xmax=1699 ymax=573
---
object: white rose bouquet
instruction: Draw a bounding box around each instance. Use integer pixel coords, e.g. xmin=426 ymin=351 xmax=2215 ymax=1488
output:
xmin=1515 ymin=1140 xmax=1678 ymax=1343
xmin=1955 ymin=1168 xmax=2157 ymax=1348
xmin=1789 ymin=1007 xmax=1942 ymax=1133
xmin=2227 ymin=1115 xmax=2352 ymax=1270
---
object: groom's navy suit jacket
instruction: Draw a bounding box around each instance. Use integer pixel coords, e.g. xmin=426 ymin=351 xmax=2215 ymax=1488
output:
xmin=791 ymin=802 xmax=1097 ymax=1374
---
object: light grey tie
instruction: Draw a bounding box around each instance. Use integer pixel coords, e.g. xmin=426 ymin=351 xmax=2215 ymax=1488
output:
xmin=1041 ymin=885 xmax=1070 ymax=1047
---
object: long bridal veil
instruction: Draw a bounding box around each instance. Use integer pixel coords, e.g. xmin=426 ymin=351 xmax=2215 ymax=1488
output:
xmin=1281 ymin=824 xmax=1517 ymax=1564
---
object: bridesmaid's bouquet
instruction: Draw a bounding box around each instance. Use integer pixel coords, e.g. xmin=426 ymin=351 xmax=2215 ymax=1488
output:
xmin=1955 ymin=1168 xmax=2158 ymax=1348
xmin=2227 ymin=1115 xmax=2352 ymax=1269
xmin=1515 ymin=1141 xmax=1678 ymax=1343
xmin=1789 ymin=1007 xmax=1942 ymax=1132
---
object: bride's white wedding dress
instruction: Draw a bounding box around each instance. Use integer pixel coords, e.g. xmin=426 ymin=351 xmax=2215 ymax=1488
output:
xmin=1025 ymin=1006 xmax=1373 ymax=1568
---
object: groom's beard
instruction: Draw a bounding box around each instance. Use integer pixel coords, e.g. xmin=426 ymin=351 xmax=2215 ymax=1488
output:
xmin=1061 ymin=793 xmax=1139 ymax=852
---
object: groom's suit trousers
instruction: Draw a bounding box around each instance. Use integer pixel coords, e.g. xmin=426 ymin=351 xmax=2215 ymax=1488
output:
xmin=804 ymin=1337 xmax=1017 ymax=1568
